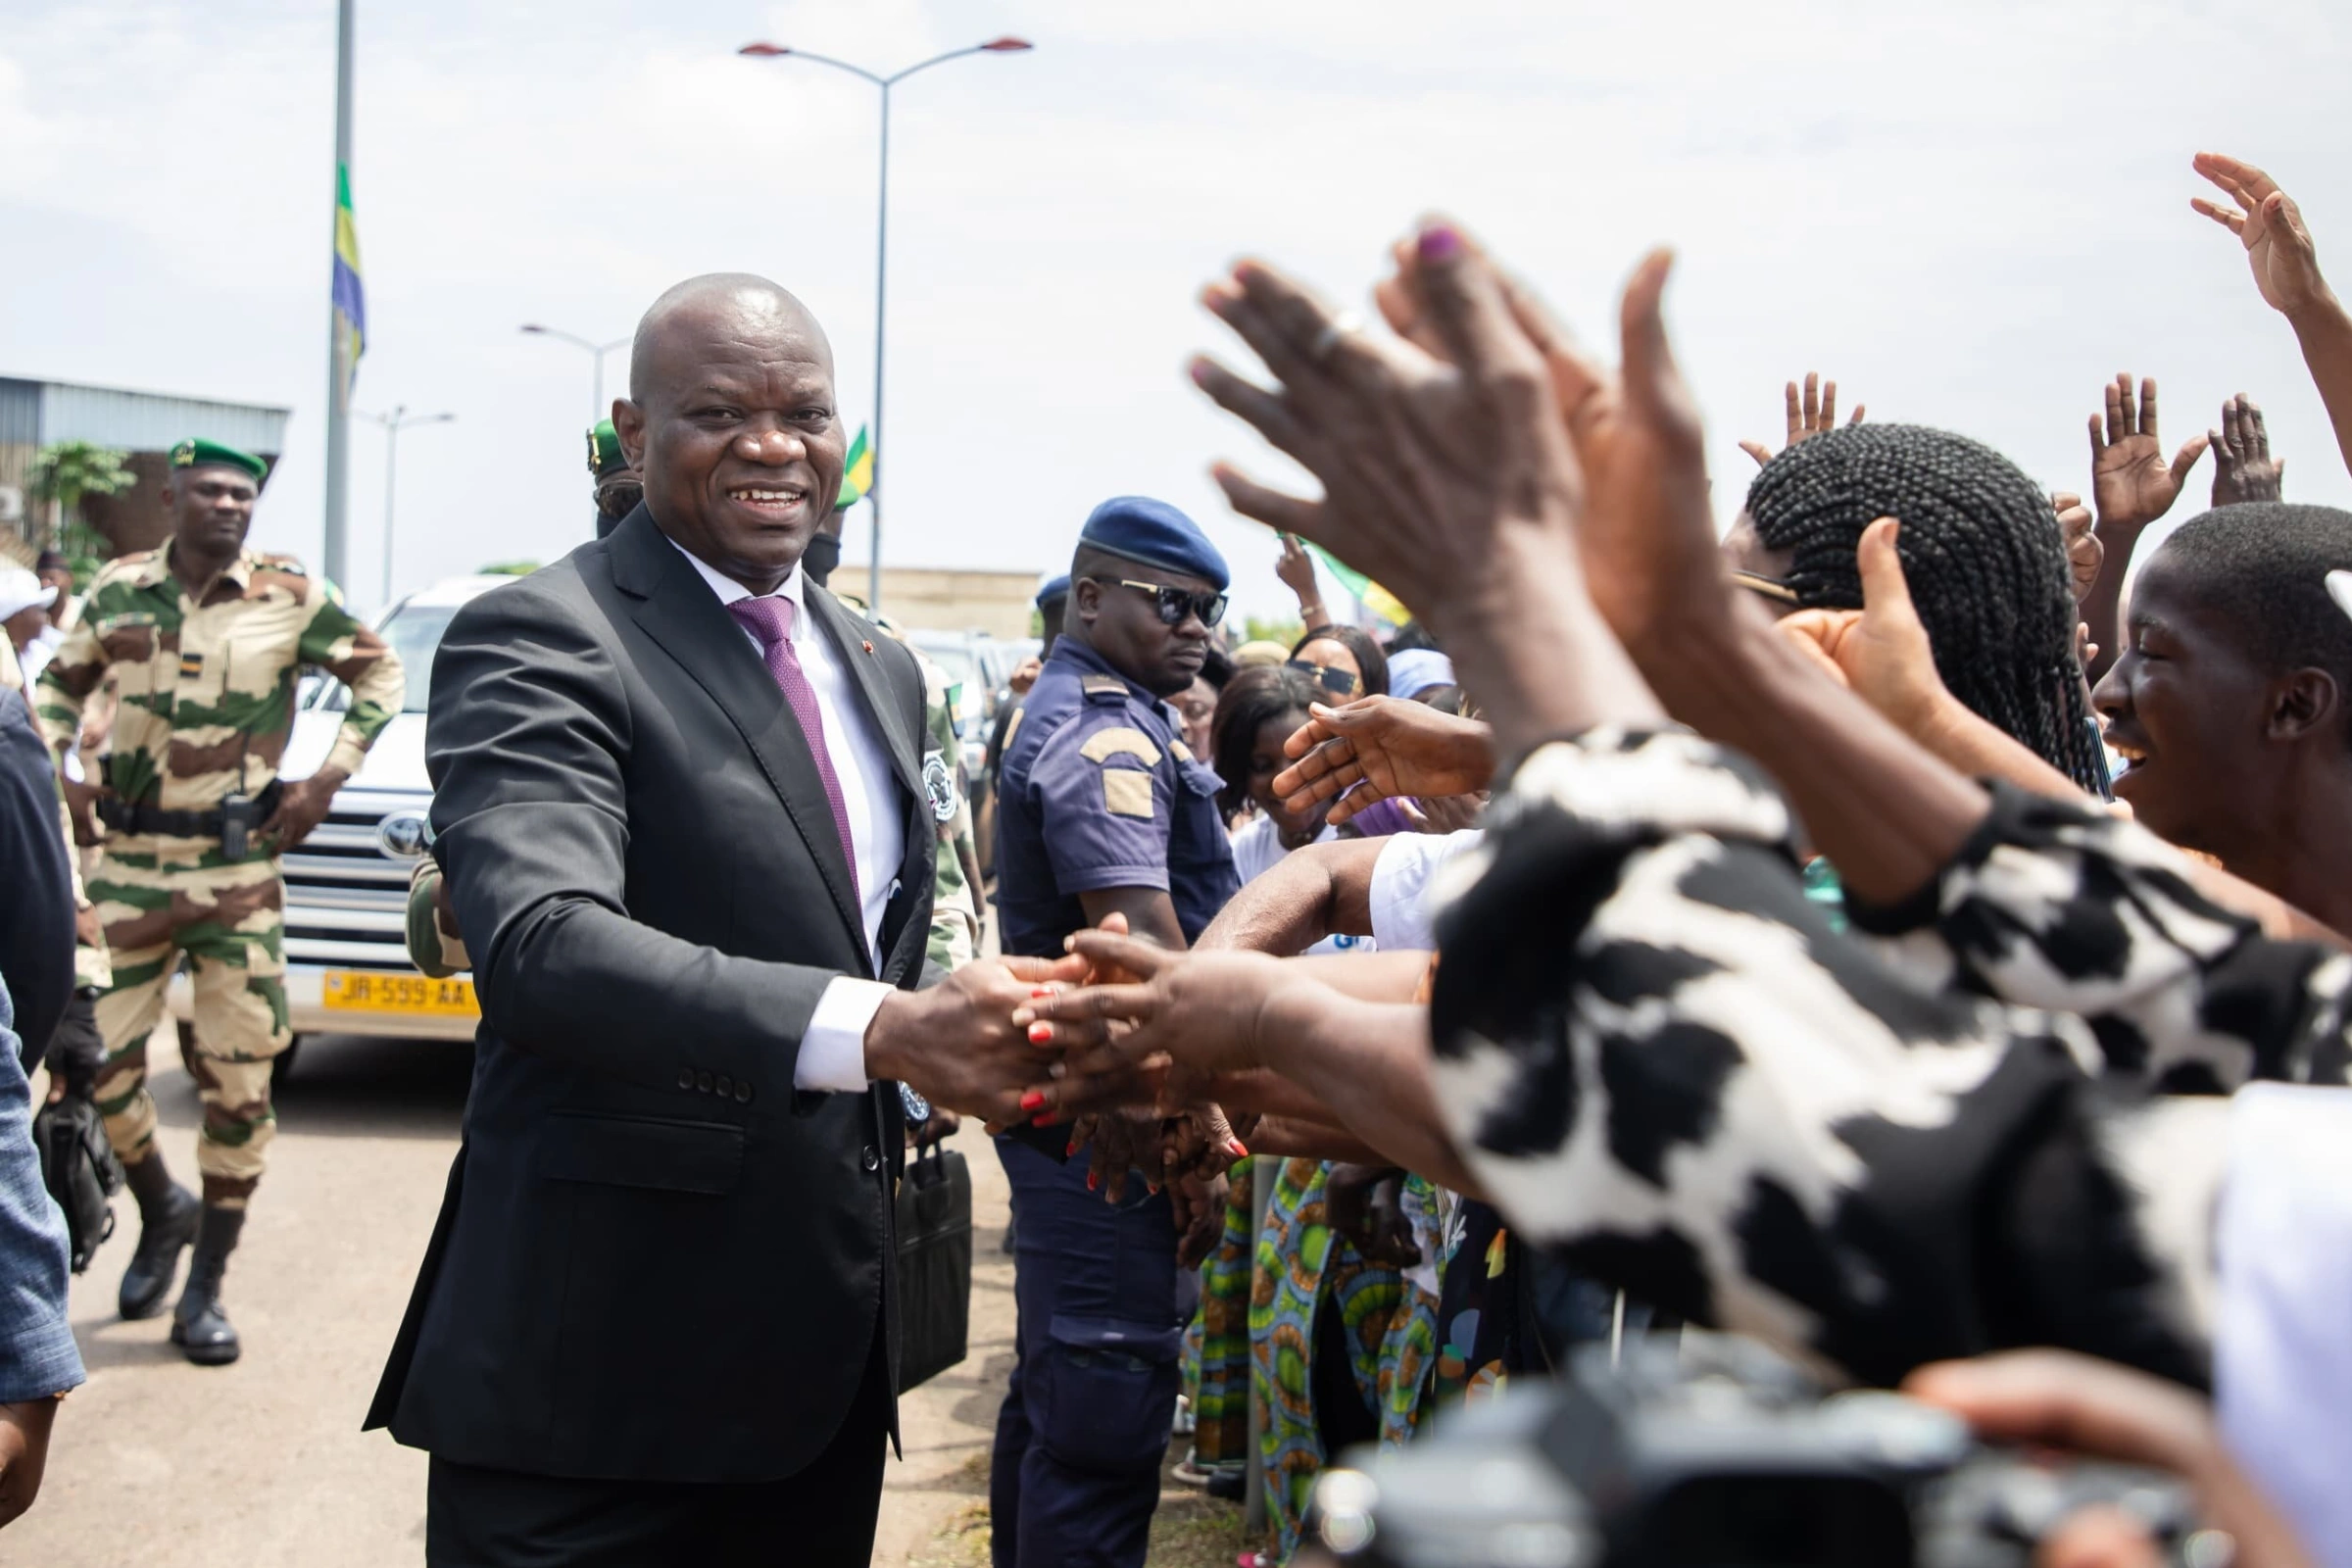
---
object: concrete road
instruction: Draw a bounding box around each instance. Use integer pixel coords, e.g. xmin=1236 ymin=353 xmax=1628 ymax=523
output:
xmin=10 ymin=1028 xmax=1018 ymax=1566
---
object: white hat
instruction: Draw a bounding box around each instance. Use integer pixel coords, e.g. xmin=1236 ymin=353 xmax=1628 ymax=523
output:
xmin=0 ymin=567 xmax=56 ymax=622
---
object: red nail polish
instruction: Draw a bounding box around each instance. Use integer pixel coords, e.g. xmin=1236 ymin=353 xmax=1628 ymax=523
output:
xmin=1019 ymin=1091 xmax=1046 ymax=1112
xmin=1028 ymin=1022 xmax=1053 ymax=1044
xmin=1086 ymin=1170 xmax=1099 ymax=1191
xmin=1417 ymin=223 xmax=1462 ymax=261
xmin=1228 ymin=1139 xmax=1250 ymax=1157
xmin=1032 ymin=1113 xmax=1055 ymax=1128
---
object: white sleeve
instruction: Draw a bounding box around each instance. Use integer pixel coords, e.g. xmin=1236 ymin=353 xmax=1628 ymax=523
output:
xmin=2216 ymin=1083 xmax=2352 ymax=1568
xmin=1368 ymin=828 xmax=1485 ymax=951
xmin=795 ymin=976 xmax=897 ymax=1092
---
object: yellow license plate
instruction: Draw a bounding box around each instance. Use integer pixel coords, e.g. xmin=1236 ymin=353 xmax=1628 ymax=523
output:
xmin=321 ymin=971 xmax=479 ymax=1016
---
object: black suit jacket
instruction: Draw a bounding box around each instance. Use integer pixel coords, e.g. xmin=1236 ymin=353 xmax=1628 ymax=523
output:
xmin=365 ymin=505 xmax=935 ymax=1484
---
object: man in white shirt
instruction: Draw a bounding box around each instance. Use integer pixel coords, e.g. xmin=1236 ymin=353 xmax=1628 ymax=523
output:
xmin=367 ymin=274 xmax=1091 ymax=1567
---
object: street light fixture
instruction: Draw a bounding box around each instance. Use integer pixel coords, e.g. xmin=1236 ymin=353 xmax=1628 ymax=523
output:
xmin=361 ymin=406 xmax=456 ymax=609
xmin=519 ymin=323 xmax=631 ymax=421
xmin=738 ymin=35 xmax=1034 ymax=612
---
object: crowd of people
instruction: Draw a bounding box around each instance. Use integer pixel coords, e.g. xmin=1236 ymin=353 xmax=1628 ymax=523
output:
xmin=3 ymin=144 xmax=2352 ymax=1568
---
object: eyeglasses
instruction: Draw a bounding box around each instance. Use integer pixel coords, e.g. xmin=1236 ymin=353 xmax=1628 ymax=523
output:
xmin=1731 ymin=569 xmax=1801 ymax=609
xmin=1287 ymin=659 xmax=1361 ymax=699
xmin=1110 ymin=578 xmax=1227 ymax=628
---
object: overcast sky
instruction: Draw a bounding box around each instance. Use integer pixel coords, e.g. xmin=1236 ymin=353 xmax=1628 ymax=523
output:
xmin=3 ymin=0 xmax=2348 ymax=622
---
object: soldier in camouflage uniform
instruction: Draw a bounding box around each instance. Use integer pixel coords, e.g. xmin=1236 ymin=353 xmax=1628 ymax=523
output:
xmin=34 ymin=438 xmax=404 ymax=1365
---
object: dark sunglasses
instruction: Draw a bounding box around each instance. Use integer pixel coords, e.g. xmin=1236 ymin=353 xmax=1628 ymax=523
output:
xmin=1286 ymin=659 xmax=1361 ymax=699
xmin=1110 ymin=577 xmax=1227 ymax=628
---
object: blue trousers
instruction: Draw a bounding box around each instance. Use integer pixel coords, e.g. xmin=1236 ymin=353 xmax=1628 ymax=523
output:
xmin=990 ymin=1137 xmax=1181 ymax=1568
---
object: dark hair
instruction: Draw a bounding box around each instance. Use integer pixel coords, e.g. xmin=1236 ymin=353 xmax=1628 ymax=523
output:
xmin=2155 ymin=504 xmax=2352 ymax=711
xmin=1745 ymin=423 xmax=2102 ymax=793
xmin=1209 ymin=665 xmax=1322 ymax=820
xmin=1384 ymin=620 xmax=1437 ymax=656
xmin=1292 ymin=623 xmax=1390 ymax=698
xmin=34 ymin=550 xmax=67 ymax=574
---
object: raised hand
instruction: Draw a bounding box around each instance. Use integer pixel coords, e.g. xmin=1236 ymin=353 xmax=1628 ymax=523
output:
xmin=1192 ymin=232 xmax=1583 ymax=625
xmin=2193 ymin=152 xmax=2329 ymax=319
xmin=1271 ymin=696 xmax=1494 ymax=826
xmin=2053 ymin=491 xmax=2102 ymax=603
xmin=1739 ymin=372 xmax=1864 ymax=467
xmin=2089 ymin=374 xmax=2207 ymax=533
xmin=1273 ymin=532 xmax=1326 ymax=625
xmin=2210 ymin=394 xmax=2284 ymax=506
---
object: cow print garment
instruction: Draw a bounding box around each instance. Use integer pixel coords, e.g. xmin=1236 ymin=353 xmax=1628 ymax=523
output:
xmin=1423 ymin=728 xmax=2344 ymax=1392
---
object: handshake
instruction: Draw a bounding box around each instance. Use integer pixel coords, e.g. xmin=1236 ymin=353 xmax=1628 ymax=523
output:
xmin=860 ymin=916 xmax=1258 ymax=1249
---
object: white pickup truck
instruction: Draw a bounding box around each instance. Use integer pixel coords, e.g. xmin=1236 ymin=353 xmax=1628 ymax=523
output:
xmin=170 ymin=574 xmax=507 ymax=1060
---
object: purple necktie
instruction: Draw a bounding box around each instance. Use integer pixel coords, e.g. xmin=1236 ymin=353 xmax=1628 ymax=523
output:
xmin=726 ymin=595 xmax=859 ymax=903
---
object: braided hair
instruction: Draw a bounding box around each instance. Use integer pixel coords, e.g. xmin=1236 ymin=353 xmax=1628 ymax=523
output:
xmin=1745 ymin=423 xmax=2103 ymax=793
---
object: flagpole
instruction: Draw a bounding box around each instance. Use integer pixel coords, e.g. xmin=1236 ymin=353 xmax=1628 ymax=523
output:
xmin=321 ymin=0 xmax=356 ymax=593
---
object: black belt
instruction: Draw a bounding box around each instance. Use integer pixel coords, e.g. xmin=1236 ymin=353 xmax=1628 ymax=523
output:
xmin=97 ymin=782 xmax=282 ymax=840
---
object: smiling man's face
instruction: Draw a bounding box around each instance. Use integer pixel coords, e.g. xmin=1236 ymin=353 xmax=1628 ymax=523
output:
xmin=615 ymin=276 xmax=846 ymax=595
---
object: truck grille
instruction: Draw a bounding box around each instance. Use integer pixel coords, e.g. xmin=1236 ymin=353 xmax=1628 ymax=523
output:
xmin=281 ymin=787 xmax=430 ymax=971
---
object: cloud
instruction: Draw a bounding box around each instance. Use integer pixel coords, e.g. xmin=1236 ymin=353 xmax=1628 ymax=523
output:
xmin=1 ymin=0 xmax=2348 ymax=620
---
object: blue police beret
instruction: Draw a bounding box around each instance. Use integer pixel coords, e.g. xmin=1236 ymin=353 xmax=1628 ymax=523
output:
xmin=1035 ymin=574 xmax=1071 ymax=609
xmin=1077 ymin=497 xmax=1229 ymax=592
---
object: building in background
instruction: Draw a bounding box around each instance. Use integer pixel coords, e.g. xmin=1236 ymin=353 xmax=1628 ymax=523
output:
xmin=0 ymin=376 xmax=291 ymax=558
xmin=837 ymin=564 xmax=1043 ymax=640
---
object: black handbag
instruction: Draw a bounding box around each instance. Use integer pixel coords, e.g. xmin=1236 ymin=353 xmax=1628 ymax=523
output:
xmin=34 ymin=1092 xmax=123 ymax=1274
xmin=894 ymin=1137 xmax=973 ymax=1391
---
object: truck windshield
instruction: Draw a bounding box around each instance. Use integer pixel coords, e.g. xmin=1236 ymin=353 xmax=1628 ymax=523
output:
xmin=313 ymin=604 xmax=456 ymax=713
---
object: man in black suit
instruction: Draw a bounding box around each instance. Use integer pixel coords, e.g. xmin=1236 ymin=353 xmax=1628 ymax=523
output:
xmin=367 ymin=274 xmax=1090 ymax=1565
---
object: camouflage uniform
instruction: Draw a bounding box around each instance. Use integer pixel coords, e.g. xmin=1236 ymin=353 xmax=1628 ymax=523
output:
xmin=35 ymin=543 xmax=403 ymax=1207
xmin=914 ymin=651 xmax=982 ymax=972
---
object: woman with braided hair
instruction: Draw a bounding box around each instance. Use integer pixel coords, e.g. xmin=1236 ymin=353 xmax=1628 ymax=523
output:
xmin=1725 ymin=423 xmax=2108 ymax=794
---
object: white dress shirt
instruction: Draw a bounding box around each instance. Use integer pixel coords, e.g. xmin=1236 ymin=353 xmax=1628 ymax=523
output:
xmin=668 ymin=537 xmax=905 ymax=1092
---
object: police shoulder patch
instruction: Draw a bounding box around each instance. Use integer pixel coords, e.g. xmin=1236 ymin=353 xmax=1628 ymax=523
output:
xmin=1081 ymin=672 xmax=1129 ymax=703
xmin=922 ymin=749 xmax=959 ymax=823
xmin=1102 ymin=769 xmax=1155 ymax=819
xmin=1079 ymin=726 xmax=1163 ymax=768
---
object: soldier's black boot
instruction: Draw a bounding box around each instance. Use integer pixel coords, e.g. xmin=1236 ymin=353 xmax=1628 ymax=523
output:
xmin=170 ymin=1204 xmax=244 ymax=1366
xmin=118 ymin=1152 xmax=201 ymax=1320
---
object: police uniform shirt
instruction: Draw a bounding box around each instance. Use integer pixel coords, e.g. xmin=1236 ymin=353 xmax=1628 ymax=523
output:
xmin=994 ymin=638 xmax=1240 ymax=958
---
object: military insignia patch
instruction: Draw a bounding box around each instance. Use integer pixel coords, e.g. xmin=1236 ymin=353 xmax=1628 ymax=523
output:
xmin=922 ymin=749 xmax=959 ymax=823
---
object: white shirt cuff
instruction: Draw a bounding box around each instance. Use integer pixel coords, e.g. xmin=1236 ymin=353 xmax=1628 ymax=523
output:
xmin=797 ymin=977 xmax=898 ymax=1092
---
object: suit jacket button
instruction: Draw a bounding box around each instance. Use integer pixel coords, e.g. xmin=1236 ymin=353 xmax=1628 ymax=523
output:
xmin=696 ymin=1070 xmax=714 ymax=1094
xmin=715 ymin=1075 xmax=732 ymax=1099
xmin=861 ymin=1146 xmax=880 ymax=1172
xmin=734 ymin=1081 xmax=754 ymax=1103
xmin=677 ymin=1068 xmax=695 ymax=1090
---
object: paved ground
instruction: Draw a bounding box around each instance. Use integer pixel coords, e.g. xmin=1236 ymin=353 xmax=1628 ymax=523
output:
xmin=14 ymin=1027 xmax=1250 ymax=1566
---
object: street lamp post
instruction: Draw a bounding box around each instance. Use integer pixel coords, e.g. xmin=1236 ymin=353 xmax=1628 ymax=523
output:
xmin=362 ymin=406 xmax=455 ymax=608
xmin=739 ymin=35 xmax=1033 ymax=612
xmin=520 ymin=324 xmax=631 ymax=422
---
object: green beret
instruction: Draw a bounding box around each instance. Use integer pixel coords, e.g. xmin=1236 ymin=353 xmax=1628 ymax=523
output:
xmin=169 ymin=438 xmax=268 ymax=482
xmin=586 ymin=418 xmax=630 ymax=481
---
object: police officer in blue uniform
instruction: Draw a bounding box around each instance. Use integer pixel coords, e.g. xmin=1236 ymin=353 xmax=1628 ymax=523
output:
xmin=989 ymin=498 xmax=1240 ymax=1568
